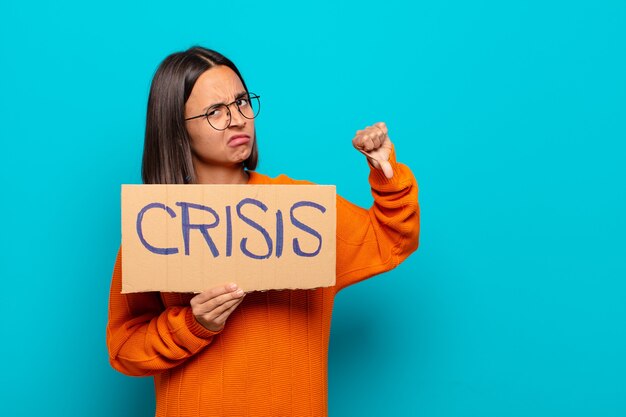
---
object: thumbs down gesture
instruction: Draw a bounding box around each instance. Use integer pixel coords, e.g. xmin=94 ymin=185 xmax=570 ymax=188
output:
xmin=352 ymin=122 xmax=394 ymax=179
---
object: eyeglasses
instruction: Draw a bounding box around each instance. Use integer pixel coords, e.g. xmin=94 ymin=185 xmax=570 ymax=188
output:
xmin=184 ymin=93 xmax=261 ymax=131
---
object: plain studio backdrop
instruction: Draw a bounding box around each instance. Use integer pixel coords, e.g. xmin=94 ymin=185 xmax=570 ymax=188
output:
xmin=0 ymin=1 xmax=624 ymax=416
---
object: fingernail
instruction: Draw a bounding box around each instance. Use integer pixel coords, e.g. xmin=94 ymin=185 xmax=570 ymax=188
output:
xmin=228 ymin=283 xmax=238 ymax=291
xmin=235 ymin=289 xmax=244 ymax=296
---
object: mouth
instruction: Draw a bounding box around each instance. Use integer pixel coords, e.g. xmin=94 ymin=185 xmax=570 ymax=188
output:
xmin=228 ymin=134 xmax=251 ymax=147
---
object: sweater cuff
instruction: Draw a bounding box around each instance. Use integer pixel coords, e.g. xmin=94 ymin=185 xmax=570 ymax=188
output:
xmin=367 ymin=145 xmax=401 ymax=187
xmin=185 ymin=308 xmax=223 ymax=339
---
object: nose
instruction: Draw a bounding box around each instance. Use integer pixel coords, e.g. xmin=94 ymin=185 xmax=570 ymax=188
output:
xmin=229 ymin=104 xmax=247 ymax=127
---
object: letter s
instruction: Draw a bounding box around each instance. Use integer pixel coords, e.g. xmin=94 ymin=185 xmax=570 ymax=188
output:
xmin=237 ymin=198 xmax=273 ymax=260
xmin=290 ymin=201 xmax=325 ymax=257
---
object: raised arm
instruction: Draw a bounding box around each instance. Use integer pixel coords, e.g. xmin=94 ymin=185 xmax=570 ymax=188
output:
xmin=334 ymin=122 xmax=420 ymax=292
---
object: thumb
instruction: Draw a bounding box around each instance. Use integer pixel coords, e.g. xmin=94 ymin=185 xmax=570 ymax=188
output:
xmin=380 ymin=160 xmax=394 ymax=179
xmin=359 ymin=149 xmax=394 ymax=179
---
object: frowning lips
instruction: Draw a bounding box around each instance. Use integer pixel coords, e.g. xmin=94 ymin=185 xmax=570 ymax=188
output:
xmin=227 ymin=134 xmax=251 ymax=147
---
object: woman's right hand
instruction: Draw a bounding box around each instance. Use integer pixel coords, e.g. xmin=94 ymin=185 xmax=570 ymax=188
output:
xmin=190 ymin=283 xmax=246 ymax=332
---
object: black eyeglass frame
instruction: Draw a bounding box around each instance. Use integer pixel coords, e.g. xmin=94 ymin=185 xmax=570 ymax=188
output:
xmin=184 ymin=93 xmax=261 ymax=131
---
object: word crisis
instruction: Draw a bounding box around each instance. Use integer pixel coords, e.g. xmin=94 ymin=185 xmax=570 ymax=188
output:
xmin=135 ymin=197 xmax=327 ymax=260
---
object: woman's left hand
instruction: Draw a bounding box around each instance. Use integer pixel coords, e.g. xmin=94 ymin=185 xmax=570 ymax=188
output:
xmin=352 ymin=122 xmax=394 ymax=179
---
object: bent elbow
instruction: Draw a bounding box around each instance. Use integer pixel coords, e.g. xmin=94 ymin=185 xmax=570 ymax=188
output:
xmin=109 ymin=355 xmax=148 ymax=377
xmin=108 ymin=355 xmax=159 ymax=377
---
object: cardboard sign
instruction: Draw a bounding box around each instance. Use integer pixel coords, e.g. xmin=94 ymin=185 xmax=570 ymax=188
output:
xmin=121 ymin=184 xmax=336 ymax=293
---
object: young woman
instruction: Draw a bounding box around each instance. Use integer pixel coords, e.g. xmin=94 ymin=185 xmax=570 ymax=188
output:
xmin=107 ymin=46 xmax=420 ymax=417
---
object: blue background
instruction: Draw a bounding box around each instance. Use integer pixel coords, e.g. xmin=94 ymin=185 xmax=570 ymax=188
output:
xmin=1 ymin=0 xmax=625 ymax=416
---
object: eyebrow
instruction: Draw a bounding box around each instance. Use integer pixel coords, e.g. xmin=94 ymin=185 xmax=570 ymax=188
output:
xmin=202 ymin=91 xmax=248 ymax=112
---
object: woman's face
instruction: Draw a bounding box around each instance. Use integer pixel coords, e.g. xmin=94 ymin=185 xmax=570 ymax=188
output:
xmin=184 ymin=65 xmax=255 ymax=172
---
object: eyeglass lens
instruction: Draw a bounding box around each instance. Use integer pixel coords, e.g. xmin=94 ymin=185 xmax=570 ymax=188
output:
xmin=207 ymin=95 xmax=260 ymax=130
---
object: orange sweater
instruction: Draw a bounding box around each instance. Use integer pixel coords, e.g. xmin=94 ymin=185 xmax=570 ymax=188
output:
xmin=106 ymin=150 xmax=420 ymax=417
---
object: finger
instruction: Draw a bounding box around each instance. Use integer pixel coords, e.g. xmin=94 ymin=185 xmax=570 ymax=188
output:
xmin=374 ymin=122 xmax=388 ymax=136
xmin=353 ymin=129 xmax=377 ymax=149
xmin=223 ymin=295 xmax=245 ymax=316
xmin=362 ymin=136 xmax=375 ymax=151
xmin=380 ymin=160 xmax=394 ymax=179
xmin=208 ymin=297 xmax=245 ymax=330
xmin=366 ymin=132 xmax=382 ymax=151
xmin=196 ymin=295 xmax=243 ymax=320
xmin=371 ymin=130 xmax=384 ymax=149
xmin=214 ymin=296 xmax=245 ymax=324
xmin=203 ymin=288 xmax=245 ymax=312
xmin=365 ymin=126 xmax=385 ymax=149
xmin=360 ymin=132 xmax=378 ymax=150
xmin=353 ymin=124 xmax=387 ymax=151
xmin=352 ymin=132 xmax=366 ymax=148
xmin=192 ymin=283 xmax=240 ymax=305
xmin=192 ymin=288 xmax=244 ymax=315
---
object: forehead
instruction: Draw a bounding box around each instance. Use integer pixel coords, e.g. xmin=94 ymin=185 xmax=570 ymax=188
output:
xmin=188 ymin=65 xmax=245 ymax=105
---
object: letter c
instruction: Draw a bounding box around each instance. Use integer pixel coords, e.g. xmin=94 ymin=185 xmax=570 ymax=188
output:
xmin=136 ymin=203 xmax=179 ymax=255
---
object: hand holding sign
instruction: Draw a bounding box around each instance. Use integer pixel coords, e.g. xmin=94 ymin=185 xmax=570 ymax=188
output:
xmin=352 ymin=122 xmax=394 ymax=179
xmin=190 ymin=283 xmax=246 ymax=332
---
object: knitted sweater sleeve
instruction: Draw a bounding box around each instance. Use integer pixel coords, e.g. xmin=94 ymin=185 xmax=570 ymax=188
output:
xmin=334 ymin=147 xmax=420 ymax=292
xmin=106 ymin=248 xmax=219 ymax=376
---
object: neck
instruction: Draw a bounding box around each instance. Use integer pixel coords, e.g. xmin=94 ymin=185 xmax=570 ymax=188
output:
xmin=194 ymin=163 xmax=249 ymax=185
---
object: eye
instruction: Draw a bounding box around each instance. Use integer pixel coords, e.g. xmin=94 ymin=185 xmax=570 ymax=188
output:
xmin=236 ymin=97 xmax=249 ymax=107
xmin=207 ymin=108 xmax=222 ymax=118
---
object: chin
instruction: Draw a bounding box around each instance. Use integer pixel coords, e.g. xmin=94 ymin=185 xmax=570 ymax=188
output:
xmin=232 ymin=148 xmax=252 ymax=164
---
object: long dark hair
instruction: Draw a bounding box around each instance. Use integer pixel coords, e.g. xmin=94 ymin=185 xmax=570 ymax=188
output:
xmin=141 ymin=46 xmax=258 ymax=184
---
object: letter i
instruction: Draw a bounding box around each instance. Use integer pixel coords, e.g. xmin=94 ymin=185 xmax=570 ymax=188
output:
xmin=275 ymin=209 xmax=284 ymax=258
xmin=226 ymin=205 xmax=233 ymax=257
